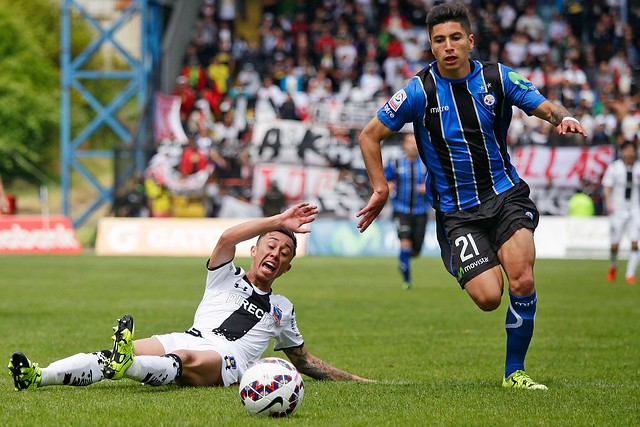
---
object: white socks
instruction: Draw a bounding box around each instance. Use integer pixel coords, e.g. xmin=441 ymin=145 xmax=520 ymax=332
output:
xmin=40 ymin=351 xmax=108 ymax=387
xmin=124 ymin=354 xmax=182 ymax=386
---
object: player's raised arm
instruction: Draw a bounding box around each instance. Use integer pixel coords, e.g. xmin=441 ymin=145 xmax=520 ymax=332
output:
xmin=357 ymin=117 xmax=396 ymax=233
xmin=209 ymin=202 xmax=318 ymax=268
xmin=282 ymin=344 xmax=373 ymax=382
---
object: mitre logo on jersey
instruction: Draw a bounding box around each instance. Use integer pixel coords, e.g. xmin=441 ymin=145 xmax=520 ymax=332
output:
xmin=388 ymin=89 xmax=407 ymax=112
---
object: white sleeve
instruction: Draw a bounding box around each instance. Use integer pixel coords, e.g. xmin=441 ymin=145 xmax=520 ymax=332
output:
xmin=273 ymin=303 xmax=304 ymax=351
xmin=205 ymin=259 xmax=244 ymax=290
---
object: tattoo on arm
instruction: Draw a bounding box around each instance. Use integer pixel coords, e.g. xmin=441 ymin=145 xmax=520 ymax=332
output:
xmin=549 ymin=105 xmax=572 ymax=126
xmin=284 ymin=346 xmax=356 ymax=381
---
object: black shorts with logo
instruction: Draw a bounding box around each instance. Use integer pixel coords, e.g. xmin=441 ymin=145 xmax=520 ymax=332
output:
xmin=394 ymin=212 xmax=428 ymax=256
xmin=435 ymin=181 xmax=539 ymax=288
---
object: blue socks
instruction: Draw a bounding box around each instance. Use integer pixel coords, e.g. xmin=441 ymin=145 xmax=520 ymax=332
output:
xmin=505 ymin=290 xmax=537 ymax=378
xmin=399 ymin=248 xmax=411 ymax=283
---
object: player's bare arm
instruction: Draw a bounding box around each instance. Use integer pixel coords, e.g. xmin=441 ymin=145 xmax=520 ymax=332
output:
xmin=209 ymin=202 xmax=318 ymax=267
xmin=283 ymin=344 xmax=372 ymax=382
xmin=531 ymin=100 xmax=588 ymax=137
xmin=357 ymin=117 xmax=395 ymax=232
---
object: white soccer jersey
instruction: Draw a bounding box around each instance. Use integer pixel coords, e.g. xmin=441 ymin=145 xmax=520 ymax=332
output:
xmin=601 ymin=159 xmax=640 ymax=211
xmin=602 ymin=159 xmax=640 ymax=243
xmin=190 ymin=260 xmax=304 ymax=365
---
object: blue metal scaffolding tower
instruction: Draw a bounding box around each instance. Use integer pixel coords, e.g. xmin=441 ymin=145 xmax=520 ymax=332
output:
xmin=60 ymin=0 xmax=162 ymax=227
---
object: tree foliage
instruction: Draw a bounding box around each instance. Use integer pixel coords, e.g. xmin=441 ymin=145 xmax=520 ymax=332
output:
xmin=0 ymin=2 xmax=59 ymax=183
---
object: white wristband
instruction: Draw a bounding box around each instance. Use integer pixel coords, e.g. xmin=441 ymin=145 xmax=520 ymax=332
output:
xmin=561 ymin=117 xmax=580 ymax=125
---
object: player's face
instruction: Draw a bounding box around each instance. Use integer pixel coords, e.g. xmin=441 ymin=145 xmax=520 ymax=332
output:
xmin=621 ymin=145 xmax=637 ymax=166
xmin=429 ymin=21 xmax=474 ymax=79
xmin=251 ymin=231 xmax=294 ymax=283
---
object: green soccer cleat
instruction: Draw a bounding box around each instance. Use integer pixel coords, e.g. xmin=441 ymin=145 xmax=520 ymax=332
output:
xmin=402 ymin=281 xmax=413 ymax=290
xmin=8 ymin=352 xmax=42 ymax=391
xmin=503 ymin=370 xmax=548 ymax=390
xmin=103 ymin=315 xmax=135 ymax=380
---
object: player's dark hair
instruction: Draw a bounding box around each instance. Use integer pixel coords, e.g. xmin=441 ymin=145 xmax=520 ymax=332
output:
xmin=258 ymin=228 xmax=298 ymax=259
xmin=426 ymin=2 xmax=472 ymax=36
xmin=620 ymin=140 xmax=637 ymax=151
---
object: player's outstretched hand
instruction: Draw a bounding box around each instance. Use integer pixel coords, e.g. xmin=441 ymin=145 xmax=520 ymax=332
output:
xmin=356 ymin=191 xmax=388 ymax=233
xmin=556 ymin=118 xmax=588 ymax=138
xmin=280 ymin=202 xmax=318 ymax=233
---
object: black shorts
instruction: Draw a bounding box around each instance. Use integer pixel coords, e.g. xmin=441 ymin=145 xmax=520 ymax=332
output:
xmin=436 ymin=181 xmax=539 ymax=288
xmin=394 ymin=212 xmax=428 ymax=256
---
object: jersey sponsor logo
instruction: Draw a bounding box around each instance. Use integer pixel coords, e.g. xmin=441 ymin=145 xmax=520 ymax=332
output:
xmin=226 ymin=293 xmax=268 ymax=320
xmin=383 ymin=104 xmax=395 ymax=118
xmin=272 ymin=305 xmax=283 ymax=326
xmin=388 ymin=89 xmax=407 ymax=111
xmin=507 ymin=71 xmax=536 ymax=91
xmin=460 ymin=256 xmax=490 ymax=275
xmin=429 ymin=105 xmax=449 ymax=114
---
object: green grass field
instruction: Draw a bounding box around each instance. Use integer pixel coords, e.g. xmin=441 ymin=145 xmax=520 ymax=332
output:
xmin=1 ymin=255 xmax=638 ymax=426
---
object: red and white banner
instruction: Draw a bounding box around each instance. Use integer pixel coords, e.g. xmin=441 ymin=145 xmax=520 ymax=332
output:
xmin=0 ymin=216 xmax=82 ymax=254
xmin=251 ymin=163 xmax=340 ymax=203
xmin=153 ymin=93 xmax=187 ymax=144
xmin=511 ymin=145 xmax=614 ymax=186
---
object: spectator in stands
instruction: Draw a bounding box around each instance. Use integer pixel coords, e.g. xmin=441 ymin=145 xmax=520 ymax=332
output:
xmin=515 ymin=5 xmax=545 ymax=41
xmin=173 ymin=76 xmax=196 ymax=127
xmin=179 ymin=138 xmax=209 ymax=177
xmin=568 ymin=187 xmax=595 ymax=217
xmin=207 ymin=54 xmax=230 ymax=95
xmin=187 ymin=99 xmax=216 ymax=136
xmin=0 ymin=174 xmax=11 ymax=214
xmin=117 ymin=176 xmax=149 ymax=218
xmin=262 ymin=180 xmax=286 ymax=217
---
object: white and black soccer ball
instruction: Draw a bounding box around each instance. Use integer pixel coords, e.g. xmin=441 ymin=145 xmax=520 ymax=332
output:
xmin=238 ymin=357 xmax=304 ymax=417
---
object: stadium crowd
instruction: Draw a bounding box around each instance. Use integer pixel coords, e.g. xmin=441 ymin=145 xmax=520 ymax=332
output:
xmin=122 ymin=0 xmax=640 ymax=219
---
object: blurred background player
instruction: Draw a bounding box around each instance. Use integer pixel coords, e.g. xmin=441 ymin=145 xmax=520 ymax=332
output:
xmin=602 ymin=140 xmax=640 ymax=284
xmin=384 ymin=132 xmax=430 ymax=289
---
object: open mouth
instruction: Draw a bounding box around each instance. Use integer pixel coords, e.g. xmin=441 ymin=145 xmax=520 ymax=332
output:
xmin=444 ymin=55 xmax=457 ymax=65
xmin=262 ymin=261 xmax=276 ymax=273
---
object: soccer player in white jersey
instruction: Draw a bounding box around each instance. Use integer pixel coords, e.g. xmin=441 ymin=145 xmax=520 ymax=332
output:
xmin=602 ymin=140 xmax=640 ymax=284
xmin=9 ymin=202 xmax=371 ymax=390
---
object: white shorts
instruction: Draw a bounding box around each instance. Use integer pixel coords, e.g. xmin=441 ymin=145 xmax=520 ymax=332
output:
xmin=152 ymin=330 xmax=250 ymax=387
xmin=609 ymin=208 xmax=640 ymax=244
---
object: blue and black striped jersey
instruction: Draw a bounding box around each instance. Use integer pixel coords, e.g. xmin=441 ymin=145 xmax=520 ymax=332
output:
xmin=384 ymin=156 xmax=430 ymax=215
xmin=377 ymin=60 xmax=546 ymax=212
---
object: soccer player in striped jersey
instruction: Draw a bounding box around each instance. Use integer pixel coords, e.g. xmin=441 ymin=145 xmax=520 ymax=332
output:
xmin=601 ymin=140 xmax=640 ymax=284
xmin=357 ymin=2 xmax=587 ymax=390
xmin=385 ymin=132 xmax=430 ymax=289
xmin=9 ymin=203 xmax=371 ymax=391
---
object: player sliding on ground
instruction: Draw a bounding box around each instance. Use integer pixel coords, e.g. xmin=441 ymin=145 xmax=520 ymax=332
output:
xmin=8 ymin=202 xmax=370 ymax=390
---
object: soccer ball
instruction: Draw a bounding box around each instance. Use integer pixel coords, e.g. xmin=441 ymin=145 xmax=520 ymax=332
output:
xmin=238 ymin=357 xmax=304 ymax=417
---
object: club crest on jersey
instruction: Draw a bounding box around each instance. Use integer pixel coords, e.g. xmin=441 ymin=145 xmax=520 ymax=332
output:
xmin=271 ymin=305 xmax=282 ymax=325
xmin=387 ymin=89 xmax=407 ymax=112
xmin=224 ymin=355 xmax=237 ymax=370
xmin=482 ymin=92 xmax=496 ymax=109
